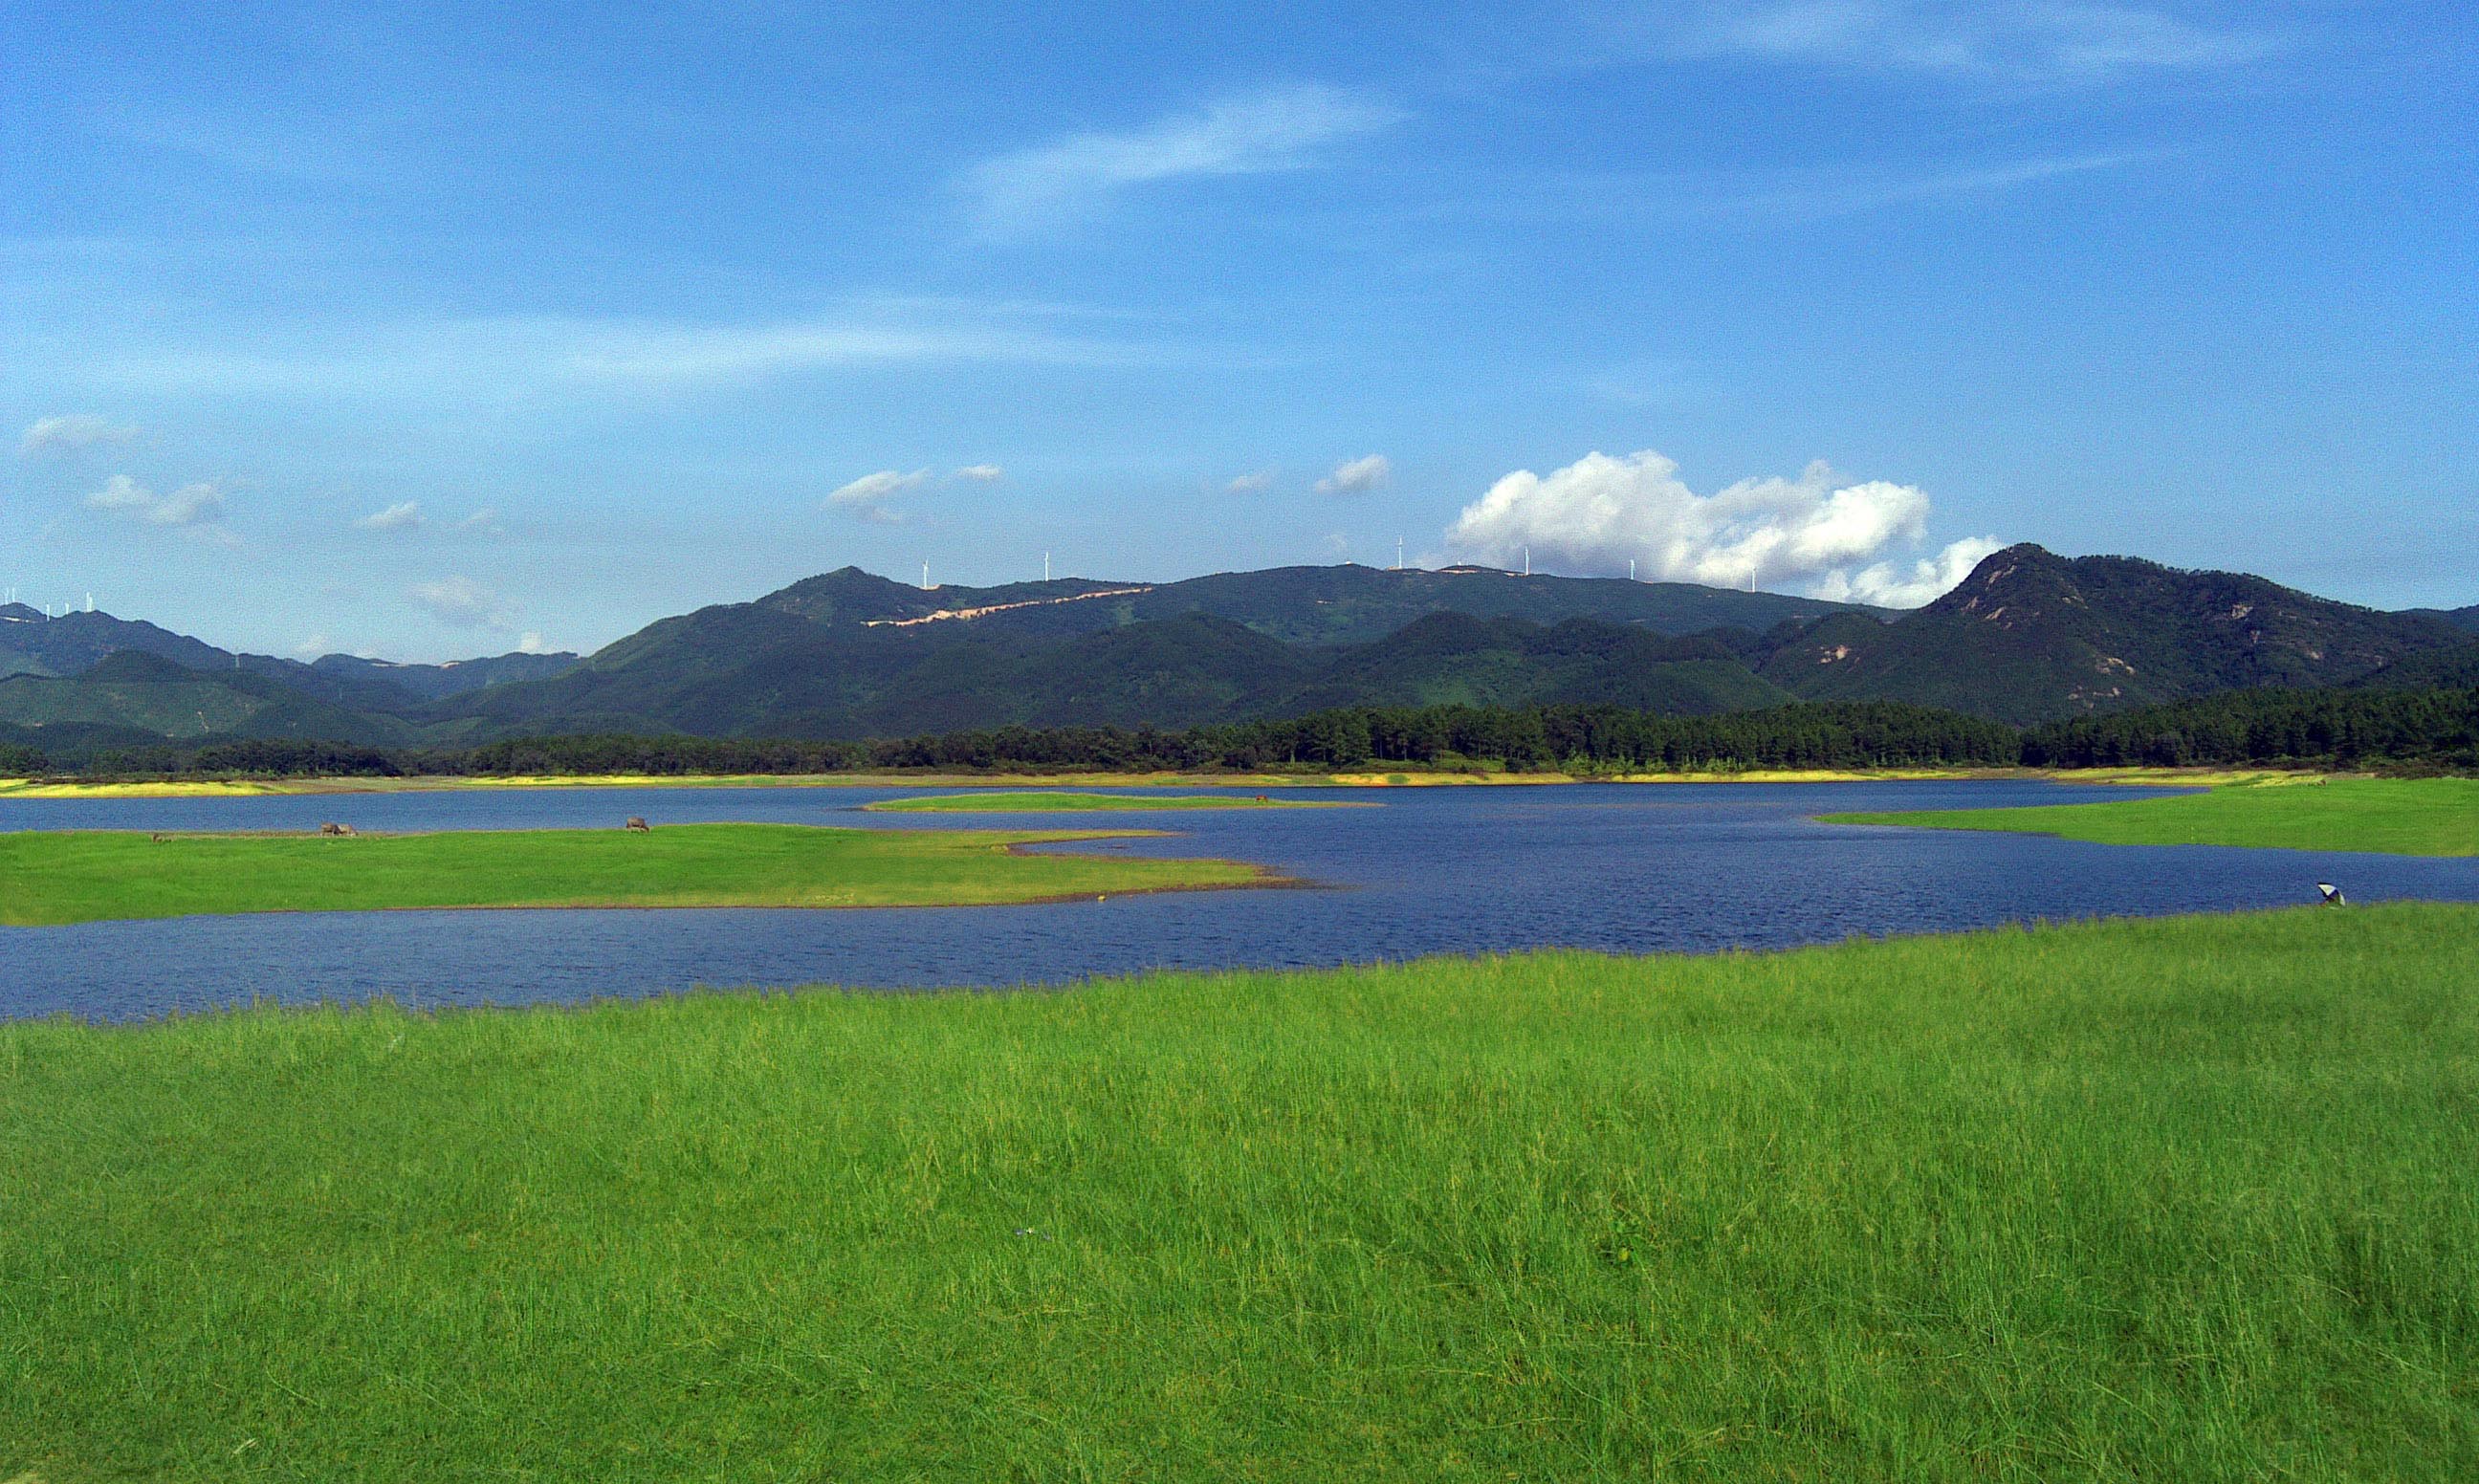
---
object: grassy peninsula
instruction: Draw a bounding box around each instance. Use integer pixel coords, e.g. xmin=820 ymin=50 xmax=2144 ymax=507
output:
xmin=1827 ymin=775 xmax=2479 ymax=857
xmin=0 ymin=823 xmax=1273 ymax=927
xmin=6 ymin=905 xmax=2477 ymax=1479
xmin=866 ymin=790 xmax=1344 ymax=812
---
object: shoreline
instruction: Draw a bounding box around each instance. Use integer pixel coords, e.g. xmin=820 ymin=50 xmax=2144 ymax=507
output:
xmin=0 ymin=765 xmax=2318 ymax=800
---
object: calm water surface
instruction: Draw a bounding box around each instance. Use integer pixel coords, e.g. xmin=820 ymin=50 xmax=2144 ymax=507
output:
xmin=4 ymin=781 xmax=2472 ymax=1020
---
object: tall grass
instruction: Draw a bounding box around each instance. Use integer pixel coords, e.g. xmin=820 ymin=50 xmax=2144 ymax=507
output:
xmin=4 ymin=906 xmax=2475 ymax=1479
xmin=0 ymin=823 xmax=1270 ymax=926
xmin=1827 ymin=775 xmax=2479 ymax=856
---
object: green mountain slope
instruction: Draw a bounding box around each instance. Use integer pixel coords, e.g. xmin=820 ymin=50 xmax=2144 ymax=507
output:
xmin=430 ymin=606 xmax=1799 ymax=740
xmin=0 ymin=652 xmax=423 ymax=748
xmin=1761 ymin=545 xmax=2467 ymax=726
xmin=737 ymin=563 xmax=1874 ymax=646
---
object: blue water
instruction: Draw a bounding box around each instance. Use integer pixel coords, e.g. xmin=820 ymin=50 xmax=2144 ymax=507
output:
xmin=3 ymin=781 xmax=2471 ymax=1021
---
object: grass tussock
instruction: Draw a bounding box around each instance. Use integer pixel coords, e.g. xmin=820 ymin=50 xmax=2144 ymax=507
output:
xmin=0 ymin=823 xmax=1270 ymax=926
xmin=865 ymin=791 xmax=1345 ymax=813
xmin=4 ymin=905 xmax=2477 ymax=1478
xmin=1829 ymin=775 xmax=2479 ymax=857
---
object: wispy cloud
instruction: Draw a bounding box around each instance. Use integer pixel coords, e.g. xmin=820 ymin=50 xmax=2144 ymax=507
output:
xmin=356 ymin=500 xmax=423 ymax=531
xmin=20 ymin=414 xmax=139 ymax=455
xmin=1317 ymin=454 xmax=1392 ymax=496
xmin=965 ymin=84 xmax=1403 ymax=237
xmin=1675 ymin=2 xmax=2280 ymax=82
xmin=1685 ymin=152 xmax=2139 ymax=219
xmin=953 ymin=464 xmax=1005 ymax=482
xmin=826 ymin=469 xmax=932 ymax=524
xmin=84 ymin=474 xmax=239 ymax=546
xmin=408 ymin=576 xmax=517 ymax=632
xmin=61 ymin=304 xmax=1208 ymax=401
xmin=1225 ymin=469 xmax=1276 ymax=494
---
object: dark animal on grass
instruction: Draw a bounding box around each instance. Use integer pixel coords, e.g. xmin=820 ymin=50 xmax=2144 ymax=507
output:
xmin=625 ymin=817 xmax=651 ymax=833
xmin=319 ymin=822 xmax=356 ymax=837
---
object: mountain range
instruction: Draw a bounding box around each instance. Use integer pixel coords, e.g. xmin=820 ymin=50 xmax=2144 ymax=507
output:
xmin=2 ymin=549 xmax=2470 ymax=760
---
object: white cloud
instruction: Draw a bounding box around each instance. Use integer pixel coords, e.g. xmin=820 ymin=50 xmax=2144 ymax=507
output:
xmin=19 ymin=414 xmax=138 ymax=455
xmin=517 ymin=631 xmax=548 ymax=654
xmin=84 ymin=473 xmax=236 ymax=544
xmin=1681 ymin=2 xmax=2278 ymax=81
xmin=356 ymin=500 xmax=423 ymax=531
xmin=458 ymin=507 xmax=505 ymax=535
xmin=409 ymin=577 xmax=517 ymax=633
xmin=1225 ymin=469 xmax=1276 ymax=494
xmin=293 ymin=634 xmax=331 ymax=658
xmin=966 ymin=85 xmax=1402 ymax=236
xmin=952 ymin=464 xmax=1005 ymax=482
xmin=1814 ymin=535 xmax=2006 ymax=607
xmin=1442 ymin=449 xmax=1938 ymax=590
xmin=68 ymin=304 xmax=1184 ymax=403
xmin=1316 ymin=454 xmax=1392 ymax=496
xmin=827 ymin=469 xmax=932 ymax=524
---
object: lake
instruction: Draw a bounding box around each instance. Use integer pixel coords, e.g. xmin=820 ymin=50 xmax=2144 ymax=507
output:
xmin=4 ymin=779 xmax=2473 ymax=1021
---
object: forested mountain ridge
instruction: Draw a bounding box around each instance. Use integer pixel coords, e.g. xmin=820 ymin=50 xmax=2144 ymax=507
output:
xmin=745 ymin=562 xmax=1875 ymax=644
xmin=0 ymin=602 xmax=578 ymax=702
xmin=1759 ymin=544 xmax=2466 ymax=726
xmin=5 ymin=550 xmax=2470 ymax=758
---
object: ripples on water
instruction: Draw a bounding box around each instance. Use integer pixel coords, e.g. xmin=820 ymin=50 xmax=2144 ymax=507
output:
xmin=4 ymin=781 xmax=2472 ymax=1020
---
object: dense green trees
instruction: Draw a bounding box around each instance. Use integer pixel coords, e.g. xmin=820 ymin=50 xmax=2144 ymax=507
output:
xmin=22 ymin=686 xmax=2476 ymax=782
xmin=2019 ymin=686 xmax=2479 ymax=769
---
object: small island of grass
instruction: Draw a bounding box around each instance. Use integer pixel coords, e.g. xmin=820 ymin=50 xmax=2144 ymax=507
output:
xmin=865 ymin=790 xmax=1349 ymax=813
xmin=1824 ymin=775 xmax=2479 ymax=857
xmin=0 ymin=822 xmax=1277 ymax=927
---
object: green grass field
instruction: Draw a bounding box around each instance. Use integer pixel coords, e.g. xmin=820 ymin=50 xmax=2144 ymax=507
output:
xmin=866 ymin=790 xmax=1343 ymax=813
xmin=0 ymin=823 xmax=1273 ymax=926
xmin=5 ymin=905 xmax=2475 ymax=1479
xmin=1826 ymin=775 xmax=2479 ymax=856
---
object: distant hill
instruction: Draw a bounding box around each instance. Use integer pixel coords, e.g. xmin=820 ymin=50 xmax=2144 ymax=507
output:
xmin=430 ymin=608 xmax=1795 ymax=739
xmin=6 ymin=554 xmax=2468 ymax=755
xmin=0 ymin=603 xmax=234 ymax=677
xmin=2404 ymin=604 xmax=2479 ymax=634
xmin=307 ymin=649 xmax=583 ymax=702
xmin=0 ymin=651 xmax=423 ymax=749
xmin=1759 ymin=544 xmax=2468 ymax=725
xmin=749 ymin=562 xmax=1872 ymax=645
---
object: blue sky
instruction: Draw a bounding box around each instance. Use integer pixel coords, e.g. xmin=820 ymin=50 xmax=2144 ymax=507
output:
xmin=4 ymin=2 xmax=2472 ymax=660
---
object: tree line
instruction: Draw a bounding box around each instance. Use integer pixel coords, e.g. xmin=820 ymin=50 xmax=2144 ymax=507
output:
xmin=15 ymin=685 xmax=2474 ymax=781
xmin=2018 ymin=684 xmax=2479 ymax=769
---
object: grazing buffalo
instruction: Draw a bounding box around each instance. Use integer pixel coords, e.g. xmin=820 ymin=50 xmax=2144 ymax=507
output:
xmin=319 ymin=822 xmax=356 ymax=837
xmin=625 ymin=817 xmax=652 ymax=833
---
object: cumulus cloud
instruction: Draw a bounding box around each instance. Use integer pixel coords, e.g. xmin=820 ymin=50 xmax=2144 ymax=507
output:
xmin=1442 ymin=450 xmax=1941 ymax=591
xmin=517 ymin=631 xmax=549 ymax=654
xmin=1225 ymin=469 xmax=1275 ymax=494
xmin=356 ymin=500 xmax=423 ymax=531
xmin=1316 ymin=454 xmax=1392 ymax=496
xmin=1815 ymin=535 xmax=2006 ymax=607
xmin=20 ymin=415 xmax=139 ymax=455
xmin=952 ymin=464 xmax=1004 ymax=482
xmin=409 ymin=576 xmax=517 ymax=632
xmin=966 ymin=84 xmax=1401 ymax=235
xmin=826 ymin=469 xmax=932 ymax=524
xmin=84 ymin=474 xmax=237 ymax=544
